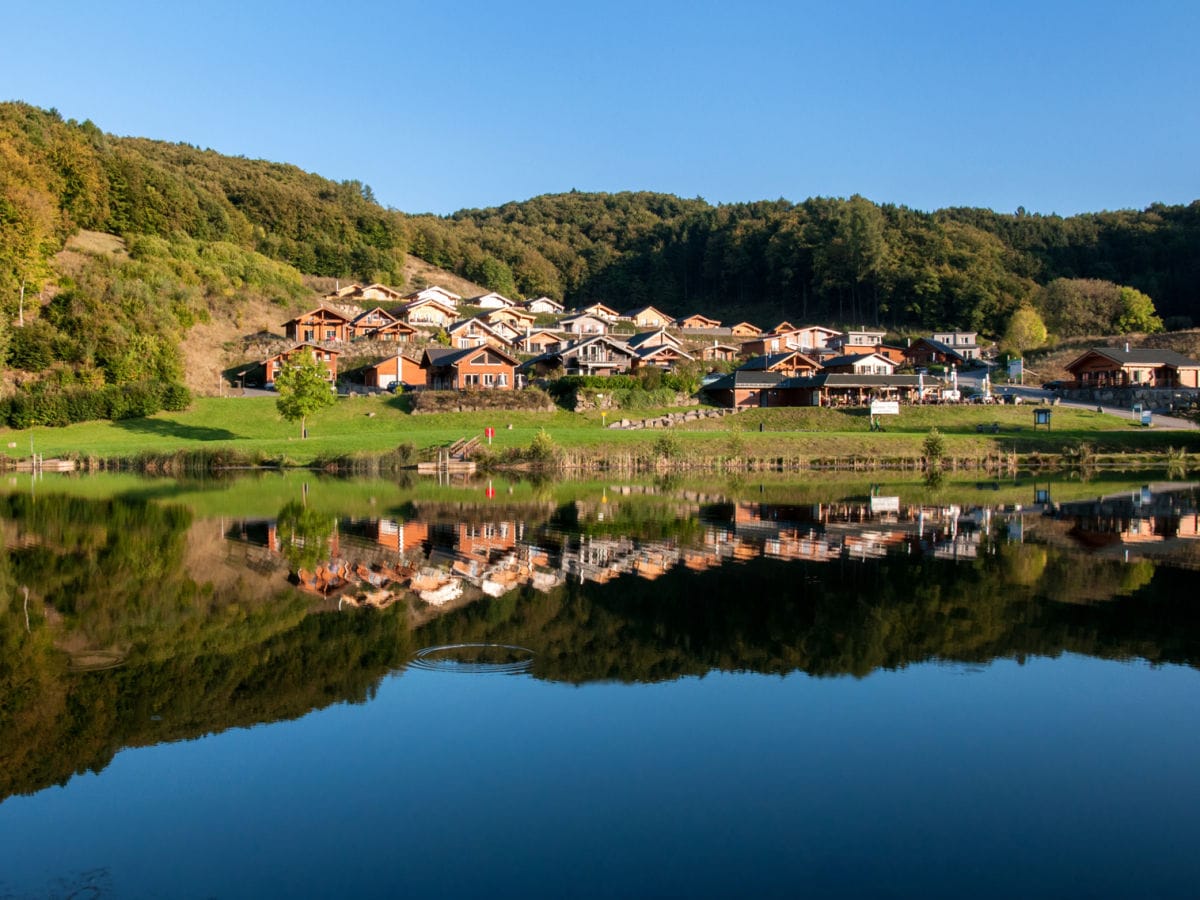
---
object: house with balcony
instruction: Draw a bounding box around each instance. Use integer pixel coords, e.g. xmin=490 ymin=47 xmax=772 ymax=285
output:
xmin=264 ymin=344 xmax=339 ymax=386
xmin=283 ymin=307 xmax=353 ymax=343
xmin=421 ymin=346 xmax=519 ymax=390
xmin=1064 ymin=347 xmax=1200 ymax=389
xmin=521 ymin=335 xmax=638 ymax=377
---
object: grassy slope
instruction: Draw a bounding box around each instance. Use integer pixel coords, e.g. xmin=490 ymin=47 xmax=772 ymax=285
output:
xmin=6 ymin=396 xmax=1197 ymax=465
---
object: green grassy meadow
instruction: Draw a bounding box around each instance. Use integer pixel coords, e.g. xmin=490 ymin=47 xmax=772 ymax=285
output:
xmin=2 ymin=394 xmax=1196 ymax=467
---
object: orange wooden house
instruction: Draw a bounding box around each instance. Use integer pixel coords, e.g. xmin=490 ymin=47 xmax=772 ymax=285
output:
xmin=284 ymin=307 xmax=353 ymax=343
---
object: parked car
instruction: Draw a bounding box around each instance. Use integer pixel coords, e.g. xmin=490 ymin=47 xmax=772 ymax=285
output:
xmin=1042 ymin=380 xmax=1068 ymax=390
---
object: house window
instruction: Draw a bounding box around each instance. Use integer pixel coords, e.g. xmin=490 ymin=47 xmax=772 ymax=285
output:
xmin=325 ymin=329 xmax=336 ymax=340
xmin=465 ymin=374 xmax=480 ymax=386
xmin=483 ymin=374 xmax=494 ymax=386
xmin=304 ymin=329 xmax=314 ymax=341
xmin=498 ymin=374 xmax=508 ymax=386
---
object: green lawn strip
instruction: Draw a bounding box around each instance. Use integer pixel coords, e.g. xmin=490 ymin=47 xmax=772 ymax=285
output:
xmin=3 ymin=396 xmax=1195 ymax=465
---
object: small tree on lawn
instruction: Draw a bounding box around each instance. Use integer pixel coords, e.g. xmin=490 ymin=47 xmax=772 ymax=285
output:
xmin=275 ymin=351 xmax=335 ymax=438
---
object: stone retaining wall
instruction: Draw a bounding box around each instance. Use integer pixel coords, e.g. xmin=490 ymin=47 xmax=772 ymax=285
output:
xmin=608 ymin=408 xmax=739 ymax=429
xmin=1063 ymin=387 xmax=1200 ymax=409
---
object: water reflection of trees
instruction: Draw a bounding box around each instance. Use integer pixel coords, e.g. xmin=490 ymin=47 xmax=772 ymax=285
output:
xmin=3 ymin=490 xmax=1200 ymax=805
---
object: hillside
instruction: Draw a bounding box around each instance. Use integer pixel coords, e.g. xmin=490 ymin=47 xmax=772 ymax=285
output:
xmin=3 ymin=99 xmax=1200 ymax=413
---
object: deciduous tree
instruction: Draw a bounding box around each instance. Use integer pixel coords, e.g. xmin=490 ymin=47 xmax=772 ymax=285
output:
xmin=274 ymin=350 xmax=335 ymax=438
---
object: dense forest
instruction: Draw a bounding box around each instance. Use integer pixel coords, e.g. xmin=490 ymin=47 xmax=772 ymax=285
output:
xmin=3 ymin=100 xmax=1199 ymax=405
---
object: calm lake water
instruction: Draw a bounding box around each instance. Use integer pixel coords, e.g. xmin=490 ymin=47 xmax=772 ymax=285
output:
xmin=1 ymin=472 xmax=1199 ymax=898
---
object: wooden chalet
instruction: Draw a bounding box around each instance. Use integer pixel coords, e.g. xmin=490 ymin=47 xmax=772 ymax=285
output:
xmin=772 ymin=321 xmax=797 ymax=334
xmin=737 ymin=350 xmax=822 ymax=378
xmin=1064 ymin=347 xmax=1200 ymax=389
xmin=697 ymin=341 xmax=740 ymax=362
xmin=832 ymin=328 xmax=888 ymax=351
xmin=447 ymin=317 xmax=513 ymax=351
xmin=470 ymin=291 xmax=516 ymax=309
xmin=402 ymin=297 xmax=457 ymax=328
xmin=702 ymin=370 xmax=786 ymax=410
xmin=402 ymin=285 xmax=462 ymax=307
xmin=522 ymin=334 xmax=638 ymax=377
xmin=930 ymin=330 xmax=981 ymax=360
xmin=627 ymin=305 xmax=673 ymax=329
xmin=559 ymin=313 xmax=609 ymax=336
xmin=738 ymin=328 xmax=830 ymax=357
xmin=485 ymin=306 xmax=537 ymax=329
xmin=627 ymin=328 xmax=684 ymax=352
xmin=579 ymin=302 xmax=620 ymax=321
xmin=264 ymin=344 xmax=339 ymax=385
xmin=364 ymin=319 xmax=417 ymax=343
xmin=335 ymin=283 xmax=405 ymax=304
xmin=525 ymin=296 xmax=564 ymax=315
xmin=729 ymin=321 xmax=763 ymax=338
xmin=820 ymin=352 xmax=897 ymax=375
xmin=365 ymin=352 xmax=426 ymax=390
xmin=634 ymin=343 xmax=694 ymax=371
xmin=776 ymin=374 xmax=924 ymax=408
xmin=284 ymin=307 xmax=353 ymax=343
xmin=516 ymin=328 xmax=566 ymax=354
xmin=422 ymin=346 xmax=519 ymax=390
xmin=904 ymin=338 xmax=968 ymax=368
xmin=351 ymin=307 xmax=399 ymax=339
xmin=677 ymin=313 xmax=722 ymax=330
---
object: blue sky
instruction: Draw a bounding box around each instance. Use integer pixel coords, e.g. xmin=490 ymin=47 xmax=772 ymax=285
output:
xmin=3 ymin=0 xmax=1196 ymax=216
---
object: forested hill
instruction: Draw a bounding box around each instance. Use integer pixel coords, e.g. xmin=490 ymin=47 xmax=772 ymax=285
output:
xmin=3 ymin=100 xmax=1200 ymax=340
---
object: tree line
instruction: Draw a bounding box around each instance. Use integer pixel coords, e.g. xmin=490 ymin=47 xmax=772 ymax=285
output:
xmin=3 ymin=101 xmax=1197 ymax=370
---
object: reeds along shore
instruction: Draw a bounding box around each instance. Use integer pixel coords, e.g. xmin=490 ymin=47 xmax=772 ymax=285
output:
xmin=18 ymin=444 xmax=1189 ymax=478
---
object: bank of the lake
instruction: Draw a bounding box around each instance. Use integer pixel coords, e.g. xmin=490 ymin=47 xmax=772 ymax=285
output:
xmin=2 ymin=395 xmax=1197 ymax=474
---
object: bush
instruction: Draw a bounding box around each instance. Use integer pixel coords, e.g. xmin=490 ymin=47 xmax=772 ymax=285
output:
xmin=527 ymin=428 xmax=561 ymax=463
xmin=160 ymin=383 xmax=192 ymax=411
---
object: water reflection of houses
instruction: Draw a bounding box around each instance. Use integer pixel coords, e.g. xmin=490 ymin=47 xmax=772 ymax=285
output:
xmin=700 ymin=502 xmax=990 ymax=564
xmin=1050 ymin=484 xmax=1200 ymax=564
xmin=225 ymin=484 xmax=1200 ymax=611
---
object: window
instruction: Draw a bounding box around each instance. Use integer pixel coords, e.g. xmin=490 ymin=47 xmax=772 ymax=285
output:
xmin=465 ymin=374 xmax=480 ymax=386
xmin=498 ymin=373 xmax=508 ymax=386
xmin=326 ymin=329 xmax=336 ymax=340
xmin=483 ymin=374 xmax=494 ymax=386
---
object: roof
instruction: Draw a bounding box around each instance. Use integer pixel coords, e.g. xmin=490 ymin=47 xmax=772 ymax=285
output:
xmin=778 ymin=374 xmax=926 ymax=389
xmin=626 ymin=329 xmax=681 ymax=349
xmin=1066 ymin=347 xmax=1200 ymax=370
xmin=704 ymin=370 xmax=786 ymax=391
xmin=907 ymin=337 xmax=966 ymax=361
xmin=352 ymin=306 xmax=398 ymax=324
xmin=627 ymin=305 xmax=670 ymax=319
xmin=821 ymin=352 xmax=895 ymax=368
xmin=738 ymin=351 xmax=819 ymax=372
xmin=422 ymin=346 xmax=520 ymax=367
xmin=285 ymin=305 xmax=353 ymax=324
xmin=636 ymin=344 xmax=694 ymax=361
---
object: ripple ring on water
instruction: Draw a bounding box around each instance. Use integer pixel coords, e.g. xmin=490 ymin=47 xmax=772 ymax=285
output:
xmin=410 ymin=643 xmax=534 ymax=675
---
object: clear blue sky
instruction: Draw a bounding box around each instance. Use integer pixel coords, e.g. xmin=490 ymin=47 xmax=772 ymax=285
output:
xmin=3 ymin=0 xmax=1197 ymax=217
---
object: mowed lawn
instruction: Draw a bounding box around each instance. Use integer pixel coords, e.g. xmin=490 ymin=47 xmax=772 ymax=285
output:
xmin=3 ymin=394 xmax=1195 ymax=464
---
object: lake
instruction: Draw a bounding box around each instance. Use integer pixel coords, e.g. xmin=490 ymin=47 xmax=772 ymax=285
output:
xmin=1 ymin=471 xmax=1198 ymax=898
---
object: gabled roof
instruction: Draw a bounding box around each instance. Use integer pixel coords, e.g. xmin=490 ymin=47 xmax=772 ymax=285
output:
xmin=1065 ymin=347 xmax=1200 ymax=370
xmin=729 ymin=321 xmax=762 ymax=334
xmin=421 ymin=346 xmax=520 ymax=367
xmin=353 ymin=306 xmax=398 ymax=324
xmin=627 ymin=304 xmax=671 ymax=320
xmin=626 ymin=329 xmax=683 ymax=350
xmin=284 ymin=305 xmax=353 ymax=324
xmin=486 ymin=306 xmax=536 ymax=322
xmin=821 ymin=352 xmax=895 ymax=369
xmin=448 ymin=315 xmax=505 ymax=336
xmin=580 ymin=302 xmax=620 ymax=317
xmin=404 ymin=285 xmax=462 ymax=302
xmin=704 ymin=370 xmax=786 ymax=391
xmin=636 ymin=344 xmax=694 ymax=361
xmin=906 ymin=337 xmax=966 ymax=361
xmin=772 ymin=321 xmax=797 ymax=333
xmin=677 ymin=313 xmax=722 ymax=327
xmin=738 ymin=350 xmax=821 ymax=372
xmin=405 ymin=296 xmax=457 ymax=312
xmin=469 ymin=291 xmax=515 ymax=307
xmin=266 ymin=342 xmax=341 ymax=362
xmin=524 ymin=296 xmax=564 ymax=310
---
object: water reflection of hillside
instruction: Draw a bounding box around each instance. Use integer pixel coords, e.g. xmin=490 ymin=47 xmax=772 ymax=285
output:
xmin=5 ymin=483 xmax=1200 ymax=805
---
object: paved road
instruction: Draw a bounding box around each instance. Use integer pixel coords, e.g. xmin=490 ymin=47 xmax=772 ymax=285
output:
xmin=955 ymin=367 xmax=1198 ymax=430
